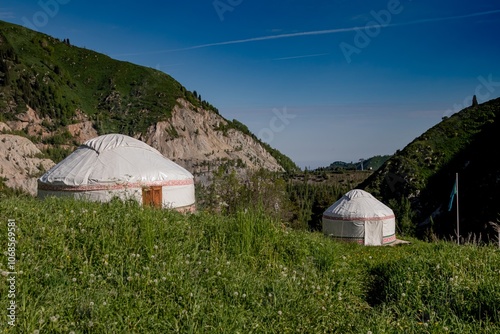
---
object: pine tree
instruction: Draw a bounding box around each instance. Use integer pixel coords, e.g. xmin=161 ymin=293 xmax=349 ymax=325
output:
xmin=472 ymin=95 xmax=478 ymax=107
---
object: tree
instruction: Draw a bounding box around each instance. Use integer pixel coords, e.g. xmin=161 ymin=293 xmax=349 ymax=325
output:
xmin=472 ymin=95 xmax=478 ymax=107
xmin=0 ymin=60 xmax=9 ymax=86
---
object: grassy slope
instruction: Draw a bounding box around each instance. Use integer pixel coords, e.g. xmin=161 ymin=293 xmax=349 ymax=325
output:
xmin=0 ymin=20 xmax=299 ymax=172
xmin=0 ymin=20 xmax=185 ymax=134
xmin=359 ymin=97 xmax=500 ymax=236
xmin=1 ymin=196 xmax=499 ymax=333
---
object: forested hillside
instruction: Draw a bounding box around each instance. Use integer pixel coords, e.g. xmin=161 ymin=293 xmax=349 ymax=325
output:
xmin=360 ymin=98 xmax=500 ymax=240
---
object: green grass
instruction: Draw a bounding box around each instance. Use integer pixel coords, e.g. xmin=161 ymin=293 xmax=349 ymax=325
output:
xmin=1 ymin=196 xmax=499 ymax=333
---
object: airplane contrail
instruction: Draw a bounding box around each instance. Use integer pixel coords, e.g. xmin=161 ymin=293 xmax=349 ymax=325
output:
xmin=113 ymin=9 xmax=500 ymax=57
xmin=380 ymin=9 xmax=500 ymax=29
xmin=114 ymin=26 xmax=364 ymax=56
xmin=272 ymin=53 xmax=330 ymax=61
xmin=0 ymin=11 xmax=14 ymax=19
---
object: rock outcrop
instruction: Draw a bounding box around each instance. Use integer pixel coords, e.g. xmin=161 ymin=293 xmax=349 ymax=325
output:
xmin=141 ymin=99 xmax=284 ymax=175
xmin=5 ymin=105 xmax=50 ymax=138
xmin=5 ymin=106 xmax=98 ymax=145
xmin=0 ymin=134 xmax=55 ymax=195
xmin=66 ymin=110 xmax=99 ymax=144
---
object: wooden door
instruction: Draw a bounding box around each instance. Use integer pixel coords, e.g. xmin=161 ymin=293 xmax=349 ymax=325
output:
xmin=142 ymin=186 xmax=162 ymax=208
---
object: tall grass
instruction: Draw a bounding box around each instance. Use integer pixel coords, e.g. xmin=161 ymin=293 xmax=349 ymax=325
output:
xmin=0 ymin=196 xmax=499 ymax=333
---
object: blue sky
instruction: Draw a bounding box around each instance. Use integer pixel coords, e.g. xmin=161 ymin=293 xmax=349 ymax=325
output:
xmin=2 ymin=0 xmax=500 ymax=169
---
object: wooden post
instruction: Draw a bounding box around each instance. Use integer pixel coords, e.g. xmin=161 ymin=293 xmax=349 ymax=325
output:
xmin=456 ymin=173 xmax=459 ymax=245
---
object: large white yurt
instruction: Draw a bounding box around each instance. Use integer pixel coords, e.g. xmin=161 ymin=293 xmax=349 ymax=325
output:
xmin=37 ymin=134 xmax=196 ymax=212
xmin=322 ymin=189 xmax=396 ymax=246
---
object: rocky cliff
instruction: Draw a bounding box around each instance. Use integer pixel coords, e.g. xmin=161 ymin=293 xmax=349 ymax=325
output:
xmin=0 ymin=132 xmax=54 ymax=195
xmin=142 ymin=99 xmax=284 ymax=174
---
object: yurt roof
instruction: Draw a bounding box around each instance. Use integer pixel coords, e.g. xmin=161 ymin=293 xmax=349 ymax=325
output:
xmin=323 ymin=189 xmax=394 ymax=220
xmin=38 ymin=134 xmax=193 ymax=188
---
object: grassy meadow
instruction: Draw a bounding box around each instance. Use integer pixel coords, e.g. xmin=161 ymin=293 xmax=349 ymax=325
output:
xmin=1 ymin=195 xmax=499 ymax=333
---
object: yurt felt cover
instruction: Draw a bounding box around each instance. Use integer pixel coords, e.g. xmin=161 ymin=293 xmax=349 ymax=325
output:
xmin=37 ymin=134 xmax=195 ymax=209
xmin=322 ymin=189 xmax=396 ymax=245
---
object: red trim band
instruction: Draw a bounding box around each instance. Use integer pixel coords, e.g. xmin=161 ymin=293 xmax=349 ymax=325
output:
xmin=383 ymin=234 xmax=397 ymax=244
xmin=38 ymin=179 xmax=194 ymax=192
xmin=322 ymin=214 xmax=395 ymax=221
xmin=325 ymin=234 xmax=396 ymax=245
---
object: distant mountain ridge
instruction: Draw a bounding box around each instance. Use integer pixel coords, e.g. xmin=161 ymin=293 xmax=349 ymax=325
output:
xmin=315 ymin=155 xmax=391 ymax=172
xmin=0 ymin=19 xmax=299 ymax=191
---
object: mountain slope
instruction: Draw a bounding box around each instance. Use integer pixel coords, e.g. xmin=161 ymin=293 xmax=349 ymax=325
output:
xmin=0 ymin=20 xmax=299 ymax=177
xmin=359 ymin=97 xmax=500 ymax=239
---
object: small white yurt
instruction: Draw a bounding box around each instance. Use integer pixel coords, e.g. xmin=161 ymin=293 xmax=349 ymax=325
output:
xmin=37 ymin=134 xmax=195 ymax=212
xmin=322 ymin=189 xmax=396 ymax=246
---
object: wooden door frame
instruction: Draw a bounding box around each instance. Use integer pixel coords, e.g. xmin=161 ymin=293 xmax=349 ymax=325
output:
xmin=142 ymin=186 xmax=163 ymax=208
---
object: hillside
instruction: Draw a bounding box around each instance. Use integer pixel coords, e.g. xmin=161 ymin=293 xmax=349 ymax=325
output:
xmin=0 ymin=19 xmax=299 ymax=191
xmin=359 ymin=97 xmax=500 ymax=239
